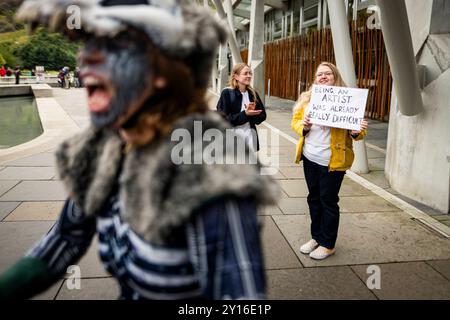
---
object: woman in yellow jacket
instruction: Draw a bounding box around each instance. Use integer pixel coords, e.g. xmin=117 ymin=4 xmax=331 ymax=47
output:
xmin=291 ymin=62 xmax=368 ymax=260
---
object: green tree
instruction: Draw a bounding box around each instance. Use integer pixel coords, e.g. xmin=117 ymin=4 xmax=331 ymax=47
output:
xmin=0 ymin=54 xmax=6 ymax=65
xmin=0 ymin=41 xmax=17 ymax=67
xmin=14 ymin=28 xmax=80 ymax=70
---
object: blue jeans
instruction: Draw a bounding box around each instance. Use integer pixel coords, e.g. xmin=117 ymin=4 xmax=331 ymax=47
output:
xmin=302 ymin=155 xmax=345 ymax=249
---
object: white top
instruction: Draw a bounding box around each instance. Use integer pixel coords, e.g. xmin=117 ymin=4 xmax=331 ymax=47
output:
xmin=233 ymin=91 xmax=256 ymax=152
xmin=302 ymin=123 xmax=331 ymax=167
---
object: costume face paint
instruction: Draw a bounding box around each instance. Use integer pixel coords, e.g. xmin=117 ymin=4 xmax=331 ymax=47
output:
xmin=79 ymin=32 xmax=152 ymax=128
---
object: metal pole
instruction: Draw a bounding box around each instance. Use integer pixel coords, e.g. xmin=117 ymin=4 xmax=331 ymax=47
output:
xmin=375 ymin=0 xmax=423 ymax=116
xmin=327 ymin=0 xmax=369 ymax=174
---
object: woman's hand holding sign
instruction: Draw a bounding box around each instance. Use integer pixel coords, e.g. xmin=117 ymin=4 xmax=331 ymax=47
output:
xmin=303 ymin=112 xmax=312 ymax=130
xmin=351 ymin=118 xmax=368 ymax=135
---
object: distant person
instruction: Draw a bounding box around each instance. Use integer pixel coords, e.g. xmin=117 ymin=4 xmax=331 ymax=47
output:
xmin=58 ymin=68 xmax=65 ymax=88
xmin=74 ymin=67 xmax=81 ymax=88
xmin=63 ymin=66 xmax=71 ymax=89
xmin=291 ymin=62 xmax=368 ymax=260
xmin=6 ymin=67 xmax=12 ymax=76
xmin=216 ymin=63 xmax=267 ymax=152
xmin=14 ymin=67 xmax=21 ymax=84
xmin=0 ymin=65 xmax=6 ymax=77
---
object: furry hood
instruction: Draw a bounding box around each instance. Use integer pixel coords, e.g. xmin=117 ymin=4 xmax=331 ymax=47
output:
xmin=16 ymin=0 xmax=227 ymax=88
xmin=55 ymin=112 xmax=280 ymax=244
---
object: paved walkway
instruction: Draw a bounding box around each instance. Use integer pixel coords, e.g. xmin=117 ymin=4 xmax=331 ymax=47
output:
xmin=0 ymin=88 xmax=449 ymax=300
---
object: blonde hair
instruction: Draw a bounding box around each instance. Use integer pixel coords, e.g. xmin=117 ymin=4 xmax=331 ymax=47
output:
xmin=228 ymin=62 xmax=257 ymax=102
xmin=293 ymin=61 xmax=346 ymax=113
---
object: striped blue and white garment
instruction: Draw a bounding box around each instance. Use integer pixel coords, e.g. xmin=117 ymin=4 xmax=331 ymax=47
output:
xmin=25 ymin=194 xmax=266 ymax=299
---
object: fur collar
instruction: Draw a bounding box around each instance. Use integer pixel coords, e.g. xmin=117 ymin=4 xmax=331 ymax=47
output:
xmin=55 ymin=112 xmax=280 ymax=244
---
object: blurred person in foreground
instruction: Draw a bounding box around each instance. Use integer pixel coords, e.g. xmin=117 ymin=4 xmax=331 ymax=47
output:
xmin=0 ymin=0 xmax=279 ymax=300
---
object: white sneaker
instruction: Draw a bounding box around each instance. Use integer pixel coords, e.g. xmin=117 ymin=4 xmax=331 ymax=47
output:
xmin=309 ymin=246 xmax=336 ymax=260
xmin=299 ymin=239 xmax=319 ymax=254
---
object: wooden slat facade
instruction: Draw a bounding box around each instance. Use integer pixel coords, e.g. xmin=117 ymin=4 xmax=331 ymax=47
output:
xmin=240 ymin=17 xmax=392 ymax=121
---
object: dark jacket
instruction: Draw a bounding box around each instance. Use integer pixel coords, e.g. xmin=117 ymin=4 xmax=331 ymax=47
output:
xmin=216 ymin=87 xmax=267 ymax=151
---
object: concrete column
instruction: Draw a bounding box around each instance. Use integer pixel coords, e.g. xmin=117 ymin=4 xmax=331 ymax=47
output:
xmin=224 ymin=0 xmax=238 ymax=45
xmin=299 ymin=2 xmax=304 ymax=35
xmin=322 ymin=0 xmax=328 ymax=27
xmin=318 ymin=0 xmax=322 ymax=29
xmin=352 ymin=0 xmax=358 ymax=21
xmin=248 ymin=0 xmax=265 ymax=104
xmin=290 ymin=9 xmax=294 ymax=36
xmin=213 ymin=0 xmax=243 ymax=65
xmin=217 ymin=44 xmax=229 ymax=92
xmin=327 ymin=0 xmax=369 ymax=174
xmin=211 ymin=56 xmax=218 ymax=92
xmin=375 ymin=0 xmax=423 ymax=116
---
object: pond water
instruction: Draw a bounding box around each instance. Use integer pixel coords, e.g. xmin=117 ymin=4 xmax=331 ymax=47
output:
xmin=0 ymin=96 xmax=43 ymax=149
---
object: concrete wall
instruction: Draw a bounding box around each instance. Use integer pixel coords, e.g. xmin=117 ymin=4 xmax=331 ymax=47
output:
xmin=385 ymin=0 xmax=450 ymax=213
xmin=430 ymin=0 xmax=450 ymax=34
xmin=0 ymin=85 xmax=32 ymax=97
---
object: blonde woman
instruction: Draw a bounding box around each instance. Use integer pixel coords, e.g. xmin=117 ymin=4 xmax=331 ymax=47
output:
xmin=291 ymin=62 xmax=368 ymax=260
xmin=216 ymin=63 xmax=267 ymax=151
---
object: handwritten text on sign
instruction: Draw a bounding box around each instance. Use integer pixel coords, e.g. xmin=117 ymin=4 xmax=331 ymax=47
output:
xmin=307 ymin=85 xmax=369 ymax=131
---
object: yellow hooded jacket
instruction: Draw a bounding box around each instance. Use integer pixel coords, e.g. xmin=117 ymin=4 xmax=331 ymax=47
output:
xmin=291 ymin=97 xmax=367 ymax=171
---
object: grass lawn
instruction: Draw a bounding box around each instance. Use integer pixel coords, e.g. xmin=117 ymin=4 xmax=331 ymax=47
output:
xmin=0 ymin=29 xmax=28 ymax=45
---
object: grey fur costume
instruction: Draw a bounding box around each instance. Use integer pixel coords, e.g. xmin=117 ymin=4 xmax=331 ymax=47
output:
xmin=55 ymin=111 xmax=280 ymax=245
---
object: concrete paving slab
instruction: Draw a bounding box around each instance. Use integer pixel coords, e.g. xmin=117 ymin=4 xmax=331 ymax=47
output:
xmin=259 ymin=204 xmax=283 ymax=215
xmin=0 ymin=181 xmax=67 ymax=201
xmin=261 ymin=216 xmax=302 ymax=270
xmin=272 ymin=213 xmax=450 ymax=267
xmin=339 ymin=179 xmax=372 ymax=196
xmin=368 ymin=157 xmax=386 ymax=171
xmin=267 ymin=266 xmax=376 ymax=300
xmin=434 ymin=215 xmax=450 ymax=221
xmin=64 ymin=236 xmax=111 ymax=279
xmin=0 ymin=167 xmax=56 ymax=180
xmin=278 ymin=179 xmax=372 ymax=198
xmin=266 ymin=170 xmax=285 ymax=180
xmin=359 ymin=170 xmax=391 ymax=189
xmin=339 ymin=195 xmax=400 ymax=213
xmin=351 ymin=262 xmax=450 ymax=300
xmin=442 ymin=220 xmax=450 ymax=227
xmin=4 ymin=201 xmax=64 ymax=221
xmin=278 ymin=179 xmax=309 ymax=197
xmin=278 ymin=166 xmax=304 ymax=179
xmin=277 ymin=198 xmax=309 ymax=215
xmin=56 ymin=277 xmax=119 ymax=300
xmin=385 ymin=187 xmax=401 ymax=196
xmin=367 ymin=139 xmax=387 ymax=150
xmin=0 ymin=180 xmax=19 ymax=197
xmin=0 ymin=221 xmax=54 ymax=273
xmin=32 ymin=280 xmax=64 ymax=300
xmin=278 ymin=162 xmax=303 ymax=167
xmin=275 ymin=146 xmax=298 ymax=157
xmin=0 ymin=202 xmax=20 ymax=221
xmin=279 ymin=190 xmax=289 ymax=198
xmin=2 ymin=152 xmax=56 ymax=167
xmin=366 ymin=148 xmax=386 ymax=159
xmin=427 ymin=259 xmax=450 ymax=281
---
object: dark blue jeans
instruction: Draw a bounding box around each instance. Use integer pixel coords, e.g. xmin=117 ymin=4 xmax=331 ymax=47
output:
xmin=302 ymin=155 xmax=345 ymax=249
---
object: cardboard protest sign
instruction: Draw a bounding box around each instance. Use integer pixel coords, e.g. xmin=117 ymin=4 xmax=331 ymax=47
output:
xmin=307 ymin=85 xmax=369 ymax=131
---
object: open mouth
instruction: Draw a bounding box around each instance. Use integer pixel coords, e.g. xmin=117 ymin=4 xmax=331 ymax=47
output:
xmin=83 ymin=74 xmax=113 ymax=113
